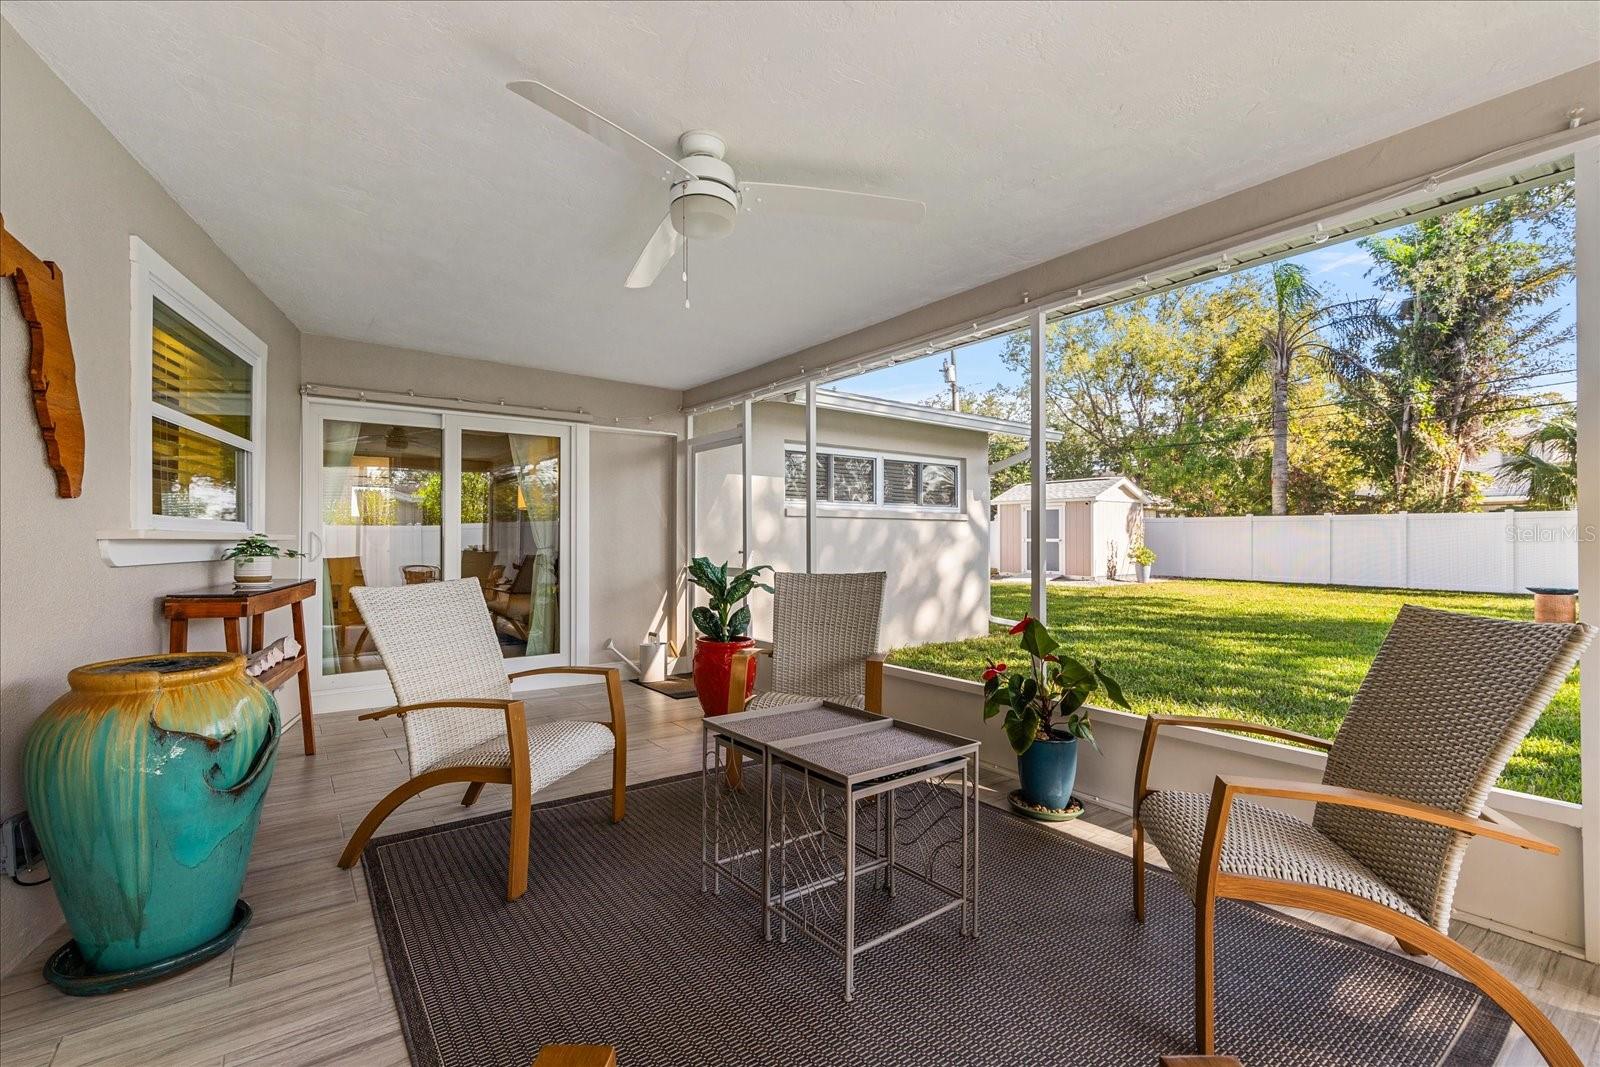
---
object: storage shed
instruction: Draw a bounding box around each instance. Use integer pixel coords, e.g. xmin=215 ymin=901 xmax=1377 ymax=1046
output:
xmin=993 ymin=476 xmax=1150 ymax=579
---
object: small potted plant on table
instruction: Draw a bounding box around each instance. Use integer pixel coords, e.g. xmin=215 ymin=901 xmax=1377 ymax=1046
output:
xmin=686 ymin=556 xmax=773 ymax=716
xmin=983 ymin=616 xmax=1129 ymax=821
xmin=223 ymin=534 xmax=302 ymax=585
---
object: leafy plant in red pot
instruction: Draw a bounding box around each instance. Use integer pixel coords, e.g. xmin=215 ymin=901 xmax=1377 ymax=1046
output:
xmin=982 ymin=616 xmax=1129 ymax=821
xmin=686 ymin=556 xmax=773 ymax=716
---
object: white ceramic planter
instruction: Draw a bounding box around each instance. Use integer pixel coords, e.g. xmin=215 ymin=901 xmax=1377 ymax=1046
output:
xmin=232 ymin=557 xmax=274 ymax=584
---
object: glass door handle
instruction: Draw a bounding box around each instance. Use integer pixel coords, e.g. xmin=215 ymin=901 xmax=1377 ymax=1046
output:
xmin=305 ymin=530 xmax=323 ymax=562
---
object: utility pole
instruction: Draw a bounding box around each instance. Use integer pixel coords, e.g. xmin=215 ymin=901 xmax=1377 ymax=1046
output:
xmin=942 ymin=350 xmax=959 ymax=411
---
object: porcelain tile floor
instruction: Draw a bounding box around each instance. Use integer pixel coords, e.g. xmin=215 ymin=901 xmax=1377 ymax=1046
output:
xmin=1 ymin=684 xmax=1595 ymax=1065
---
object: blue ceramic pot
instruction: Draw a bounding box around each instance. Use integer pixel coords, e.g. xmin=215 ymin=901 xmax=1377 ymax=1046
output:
xmin=1016 ymin=733 xmax=1079 ymax=811
xmin=23 ymin=653 xmax=279 ymax=975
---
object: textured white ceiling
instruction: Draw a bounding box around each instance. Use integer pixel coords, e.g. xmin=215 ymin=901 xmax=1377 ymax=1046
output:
xmin=6 ymin=1 xmax=1597 ymax=389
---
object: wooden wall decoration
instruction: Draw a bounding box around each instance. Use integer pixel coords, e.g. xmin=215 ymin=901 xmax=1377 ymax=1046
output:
xmin=1 ymin=213 xmax=85 ymax=497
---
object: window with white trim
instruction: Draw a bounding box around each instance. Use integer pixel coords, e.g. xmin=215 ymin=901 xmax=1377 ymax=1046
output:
xmin=784 ymin=446 xmax=961 ymax=510
xmin=132 ymin=239 xmax=267 ymax=531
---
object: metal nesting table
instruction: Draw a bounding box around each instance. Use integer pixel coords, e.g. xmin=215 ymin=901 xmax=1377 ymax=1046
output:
xmin=701 ymin=700 xmax=980 ymax=1000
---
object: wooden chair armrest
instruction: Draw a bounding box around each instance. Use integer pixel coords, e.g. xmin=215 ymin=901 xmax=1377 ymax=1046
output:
xmin=1214 ymin=775 xmax=1558 ymax=854
xmin=725 ymin=647 xmax=771 ymax=714
xmin=1133 ymin=713 xmax=1333 ymax=813
xmin=1190 ymin=773 xmax=1558 ymax=917
xmin=357 ymin=698 xmax=517 ymax=722
xmin=865 ymin=652 xmax=887 ymax=715
xmin=507 ymin=665 xmax=622 ymax=682
xmin=507 ymin=666 xmax=626 ymax=742
xmin=1147 ymin=714 xmax=1334 ymax=751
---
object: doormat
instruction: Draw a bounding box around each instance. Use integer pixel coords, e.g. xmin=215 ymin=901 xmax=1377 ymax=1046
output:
xmin=631 ymin=673 xmax=698 ymax=700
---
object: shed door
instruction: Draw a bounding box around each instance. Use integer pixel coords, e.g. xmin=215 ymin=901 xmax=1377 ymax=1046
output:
xmin=1064 ymin=502 xmax=1094 ymax=577
xmin=1024 ymin=507 xmax=1062 ymax=574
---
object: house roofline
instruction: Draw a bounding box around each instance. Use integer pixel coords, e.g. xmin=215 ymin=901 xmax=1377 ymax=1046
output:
xmin=776 ymin=388 xmax=1065 ymax=441
xmin=993 ymin=475 xmax=1153 ymax=504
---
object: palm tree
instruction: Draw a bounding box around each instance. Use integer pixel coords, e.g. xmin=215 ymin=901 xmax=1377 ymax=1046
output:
xmin=1257 ymin=263 xmax=1332 ymax=515
xmin=1499 ymin=408 xmax=1577 ymax=509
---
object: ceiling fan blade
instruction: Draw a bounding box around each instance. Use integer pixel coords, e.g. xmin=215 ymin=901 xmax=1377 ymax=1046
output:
xmin=625 ymin=212 xmax=681 ymax=289
xmin=739 ymin=182 xmax=925 ymax=224
xmin=507 ymin=80 xmax=694 ymax=184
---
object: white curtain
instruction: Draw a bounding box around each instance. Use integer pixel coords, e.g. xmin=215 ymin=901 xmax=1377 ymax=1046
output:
xmin=507 ymin=434 xmax=560 ymax=656
xmin=319 ymin=420 xmax=362 ymax=672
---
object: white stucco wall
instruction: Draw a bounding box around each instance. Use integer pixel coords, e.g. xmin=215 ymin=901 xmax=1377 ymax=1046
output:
xmin=695 ymin=401 xmax=991 ymax=650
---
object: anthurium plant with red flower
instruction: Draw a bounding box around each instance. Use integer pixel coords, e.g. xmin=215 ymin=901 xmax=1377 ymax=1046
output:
xmin=981 ymin=616 xmax=1130 ymax=755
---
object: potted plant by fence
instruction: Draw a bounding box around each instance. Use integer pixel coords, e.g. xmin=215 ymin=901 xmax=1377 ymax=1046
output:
xmin=983 ymin=616 xmax=1129 ymax=821
xmin=1131 ymin=541 xmax=1156 ymax=583
xmin=686 ymin=556 xmax=773 ymax=716
xmin=222 ymin=534 xmax=302 ymax=585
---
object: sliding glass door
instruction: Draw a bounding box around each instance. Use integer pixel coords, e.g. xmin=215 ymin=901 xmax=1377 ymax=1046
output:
xmin=447 ymin=415 xmax=570 ymax=669
xmin=301 ymin=400 xmax=571 ymax=692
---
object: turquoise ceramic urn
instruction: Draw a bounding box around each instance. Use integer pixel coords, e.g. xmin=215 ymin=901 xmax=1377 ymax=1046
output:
xmin=24 ymin=653 xmax=279 ymax=991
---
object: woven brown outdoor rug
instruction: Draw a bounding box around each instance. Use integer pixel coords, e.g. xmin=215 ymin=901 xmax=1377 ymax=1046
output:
xmin=362 ymin=774 xmax=1510 ymax=1067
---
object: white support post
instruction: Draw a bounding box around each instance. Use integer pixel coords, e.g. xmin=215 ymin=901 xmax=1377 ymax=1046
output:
xmin=741 ymin=400 xmax=754 ymax=567
xmin=1029 ymin=310 xmax=1047 ymax=624
xmin=805 ymin=381 xmax=818 ymax=574
xmin=682 ymin=412 xmax=695 ymax=660
xmin=1574 ymin=138 xmax=1600 ymax=962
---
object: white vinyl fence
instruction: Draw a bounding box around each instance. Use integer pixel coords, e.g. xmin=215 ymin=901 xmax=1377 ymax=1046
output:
xmin=316 ymin=521 xmax=557 ymax=588
xmin=1144 ymin=511 xmax=1581 ymax=593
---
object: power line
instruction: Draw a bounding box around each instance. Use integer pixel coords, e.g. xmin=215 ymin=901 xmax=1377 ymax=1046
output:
xmin=1043 ymin=364 xmax=1576 ymax=429
xmin=1049 ymin=395 xmax=1576 ymax=461
xmin=1036 ymin=377 xmax=1574 ymax=454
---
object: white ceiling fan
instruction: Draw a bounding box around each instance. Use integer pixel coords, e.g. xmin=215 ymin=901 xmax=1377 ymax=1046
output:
xmin=506 ymin=80 xmax=926 ymax=297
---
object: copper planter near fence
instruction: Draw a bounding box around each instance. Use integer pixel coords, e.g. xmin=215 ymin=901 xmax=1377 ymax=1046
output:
xmin=23 ymin=653 xmax=280 ymax=994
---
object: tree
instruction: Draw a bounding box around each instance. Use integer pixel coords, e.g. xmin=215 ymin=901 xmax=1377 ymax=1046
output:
xmin=416 ymin=471 xmax=490 ymax=524
xmin=995 ymin=274 xmax=1363 ymax=515
xmin=951 ymin=388 xmax=1097 ymax=500
xmin=1499 ymin=407 xmax=1577 ymax=509
xmin=1354 ymin=183 xmax=1574 ymax=503
xmin=1251 ymin=263 xmax=1347 ymax=514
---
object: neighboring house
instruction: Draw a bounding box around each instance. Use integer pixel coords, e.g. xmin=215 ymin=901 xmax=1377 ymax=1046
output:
xmin=1469 ymin=447 xmax=1531 ymax=510
xmin=993 ymin=476 xmax=1152 ymax=579
xmin=692 ymin=390 xmax=1051 ymax=648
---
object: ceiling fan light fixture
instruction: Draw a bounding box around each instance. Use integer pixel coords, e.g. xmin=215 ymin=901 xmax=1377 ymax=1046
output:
xmin=671 ymin=188 xmax=738 ymax=240
xmin=505 ymin=82 xmax=924 ymax=291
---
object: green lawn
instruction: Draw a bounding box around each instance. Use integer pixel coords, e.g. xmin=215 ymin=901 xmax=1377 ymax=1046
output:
xmin=887 ymin=579 xmax=1582 ymax=803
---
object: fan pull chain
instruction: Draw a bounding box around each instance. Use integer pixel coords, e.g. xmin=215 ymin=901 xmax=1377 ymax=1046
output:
xmin=683 ymin=237 xmax=691 ymax=310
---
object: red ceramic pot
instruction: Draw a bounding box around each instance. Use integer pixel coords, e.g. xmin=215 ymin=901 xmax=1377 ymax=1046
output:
xmin=692 ymin=638 xmax=757 ymax=716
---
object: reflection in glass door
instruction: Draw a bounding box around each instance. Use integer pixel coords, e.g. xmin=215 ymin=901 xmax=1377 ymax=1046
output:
xmin=459 ymin=426 xmax=564 ymax=661
xmin=312 ymin=410 xmax=443 ymax=677
xmin=303 ymin=402 xmax=572 ymax=689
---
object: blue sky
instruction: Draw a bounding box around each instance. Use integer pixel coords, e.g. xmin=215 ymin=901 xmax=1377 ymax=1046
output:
xmin=838 ymin=235 xmax=1577 ymax=407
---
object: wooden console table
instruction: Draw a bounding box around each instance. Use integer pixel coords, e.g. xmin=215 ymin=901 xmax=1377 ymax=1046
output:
xmin=163 ymin=578 xmax=318 ymax=755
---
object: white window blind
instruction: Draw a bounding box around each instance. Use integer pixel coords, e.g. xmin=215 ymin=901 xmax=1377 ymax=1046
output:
xmin=785 ymin=448 xmax=960 ymax=511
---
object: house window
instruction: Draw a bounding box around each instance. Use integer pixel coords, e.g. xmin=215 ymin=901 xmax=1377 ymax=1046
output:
xmin=132 ymin=239 xmax=266 ymax=531
xmin=785 ymin=447 xmax=961 ymax=511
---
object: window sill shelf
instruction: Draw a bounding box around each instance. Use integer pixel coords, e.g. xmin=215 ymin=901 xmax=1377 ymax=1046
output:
xmin=97 ymin=530 xmax=295 ymax=568
xmin=783 ymin=504 xmax=966 ymax=522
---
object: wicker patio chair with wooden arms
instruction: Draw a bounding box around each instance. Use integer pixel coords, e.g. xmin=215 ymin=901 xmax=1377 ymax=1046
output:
xmin=335 ymin=579 xmax=626 ymax=901
xmin=1132 ymin=604 xmax=1594 ymax=1065
xmin=726 ymin=571 xmax=888 ymax=716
